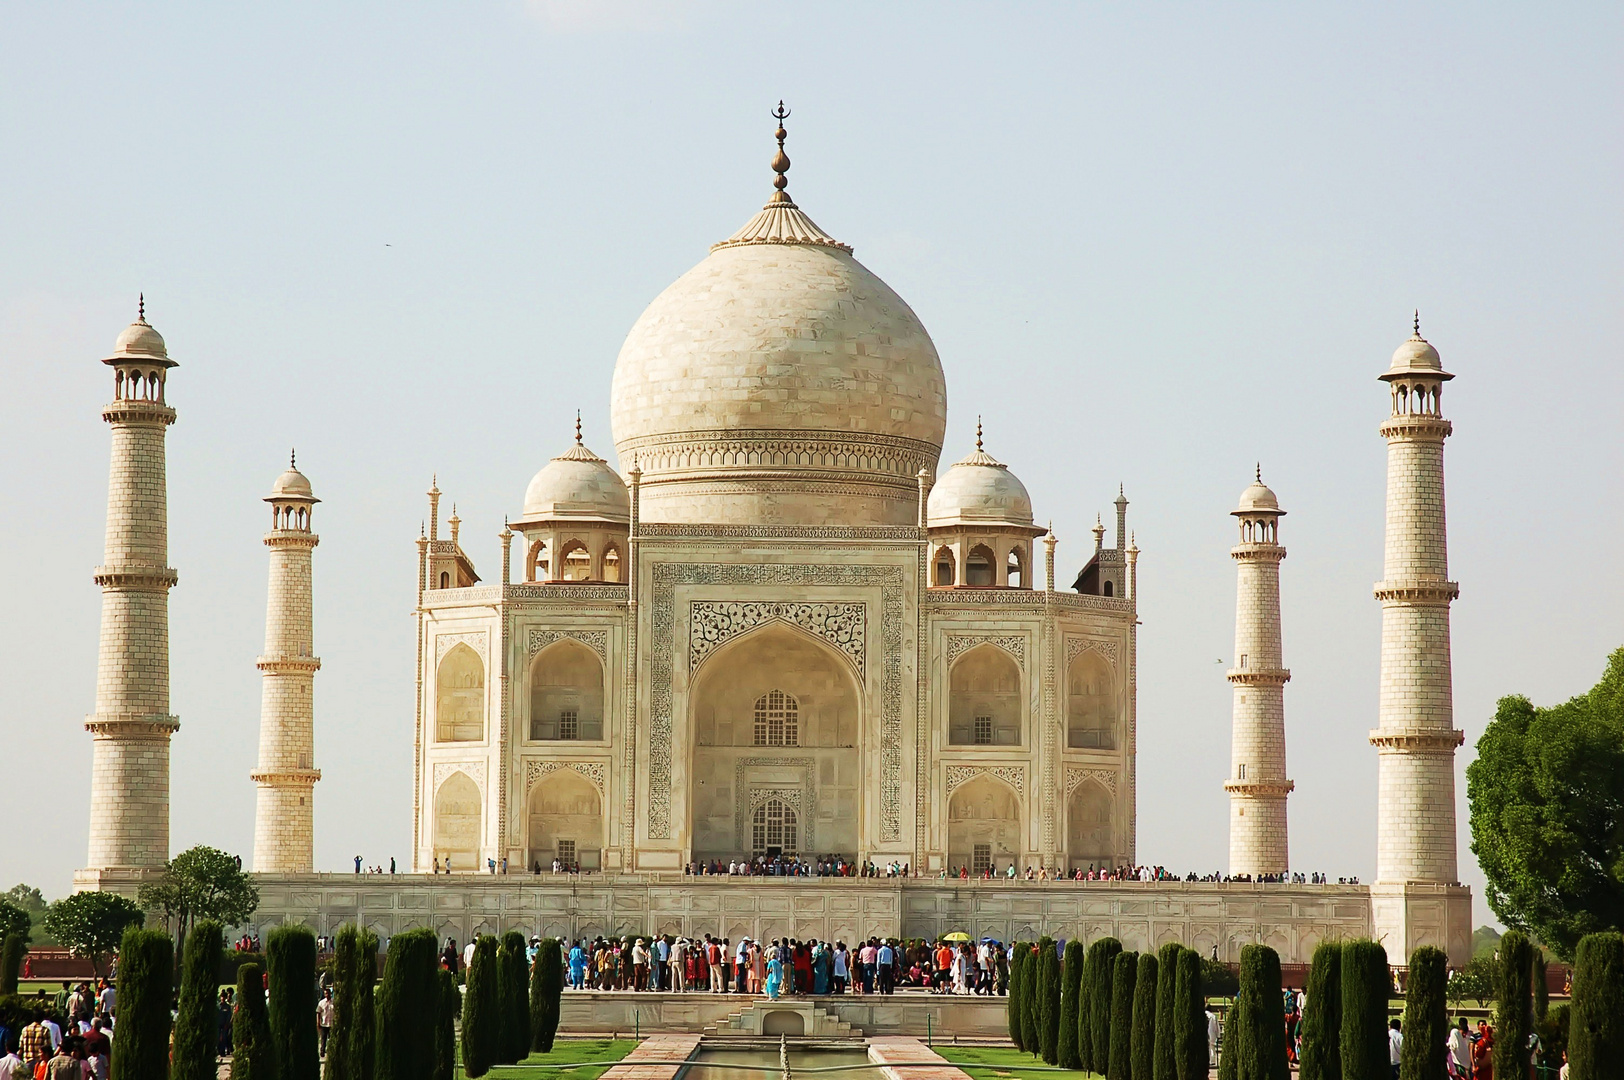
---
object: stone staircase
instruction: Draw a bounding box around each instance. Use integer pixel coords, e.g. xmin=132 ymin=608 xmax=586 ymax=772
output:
xmin=702 ymin=998 xmax=861 ymax=1037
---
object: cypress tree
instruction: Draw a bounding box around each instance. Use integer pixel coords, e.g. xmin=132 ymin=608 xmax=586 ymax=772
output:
xmin=268 ymin=924 xmax=321 ymax=1080
xmin=463 ymin=935 xmax=501 ymax=1078
xmin=1237 ymin=945 xmax=1288 ymax=1080
xmin=323 ymin=925 xmax=359 ymax=1080
xmin=110 ymin=925 xmax=172 ymax=1080
xmin=1008 ymin=943 xmax=1028 ymax=1051
xmin=1399 ymin=947 xmax=1447 ymax=1080
xmin=376 ymin=927 xmax=438 ymax=1080
xmin=1059 ymin=940 xmax=1087 ymax=1070
xmin=1039 ymin=937 xmax=1062 ymax=1064
xmin=1569 ymin=931 xmax=1624 ymax=1080
xmin=499 ymin=931 xmax=532 ymax=1063
xmin=1131 ymin=952 xmax=1159 ymax=1080
xmin=531 ymin=938 xmax=564 ymax=1054
xmin=1091 ymin=938 xmax=1124 ymax=1076
xmin=436 ymin=967 xmax=459 ymax=1080
xmin=1022 ymin=942 xmax=1043 ymax=1059
xmin=0 ymin=932 xmax=24 ymax=995
xmin=1340 ymin=940 xmax=1390 ymax=1080
xmin=1532 ymin=951 xmax=1548 ymax=1023
xmin=1079 ymin=943 xmax=1096 ymax=1073
xmin=173 ymin=919 xmax=224 ymax=1080
xmin=1493 ymin=931 xmax=1534 ymax=1080
xmin=232 ymin=961 xmax=277 ymax=1080
xmin=1154 ymin=943 xmax=1181 ymax=1080
xmin=354 ymin=929 xmax=380 ymax=1080
xmin=1172 ymin=948 xmax=1209 ymax=1080
xmin=1299 ymin=941 xmax=1342 ymax=1080
xmin=1108 ymin=951 xmax=1140 ymax=1080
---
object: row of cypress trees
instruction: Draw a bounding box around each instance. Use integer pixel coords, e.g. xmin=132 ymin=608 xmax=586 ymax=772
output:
xmin=1006 ymin=937 xmax=1208 ymax=1080
xmin=462 ymin=932 xmax=565 ymax=1078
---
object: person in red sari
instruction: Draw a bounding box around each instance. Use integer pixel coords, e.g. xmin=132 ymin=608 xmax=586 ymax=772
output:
xmin=1473 ymin=1022 xmax=1495 ymax=1080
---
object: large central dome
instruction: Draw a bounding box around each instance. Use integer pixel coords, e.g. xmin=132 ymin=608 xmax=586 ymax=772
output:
xmin=610 ymin=115 xmax=947 ymax=526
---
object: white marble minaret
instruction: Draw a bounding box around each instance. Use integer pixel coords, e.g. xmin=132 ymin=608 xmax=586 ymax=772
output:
xmin=1224 ymin=468 xmax=1294 ymax=877
xmin=1369 ymin=315 xmax=1470 ymax=962
xmin=251 ymin=455 xmax=322 ymax=873
xmin=80 ymin=299 xmax=181 ymax=890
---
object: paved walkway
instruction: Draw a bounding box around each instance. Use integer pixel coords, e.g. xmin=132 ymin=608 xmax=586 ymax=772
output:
xmin=599 ymin=1034 xmax=704 ymax=1080
xmin=868 ymin=1037 xmax=974 ymax=1080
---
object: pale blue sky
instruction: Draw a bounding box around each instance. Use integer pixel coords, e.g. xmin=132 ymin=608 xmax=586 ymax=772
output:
xmin=2 ymin=3 xmax=1620 ymax=916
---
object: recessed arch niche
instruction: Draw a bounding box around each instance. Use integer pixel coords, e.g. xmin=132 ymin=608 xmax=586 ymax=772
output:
xmin=433 ymin=771 xmax=481 ymax=870
xmin=946 ymin=773 xmax=1022 ymax=875
xmin=688 ymin=622 xmax=861 ymax=864
xmin=1067 ymin=779 xmax=1114 ymax=869
xmin=527 ymin=769 xmax=603 ymax=870
xmin=948 ymin=643 xmax=1022 ymax=746
xmin=529 ymin=640 xmax=604 ymax=741
xmin=436 ymin=644 xmax=485 ymax=742
xmin=1066 ymin=650 xmax=1115 ymax=750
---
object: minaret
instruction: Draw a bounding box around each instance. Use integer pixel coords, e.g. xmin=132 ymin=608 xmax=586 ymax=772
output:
xmin=1224 ymin=467 xmax=1294 ymax=877
xmin=251 ymin=454 xmax=322 ymax=873
xmin=1371 ymin=316 xmax=1464 ymax=887
xmin=80 ymin=298 xmax=181 ymax=888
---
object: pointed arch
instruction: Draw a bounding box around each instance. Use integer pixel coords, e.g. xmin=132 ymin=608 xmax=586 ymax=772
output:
xmin=529 ymin=638 xmax=604 ymax=741
xmin=949 ymin=642 xmax=1022 ymax=746
xmin=558 ymin=539 xmax=591 ymax=581
xmin=933 ymin=545 xmax=956 ymax=586
xmin=433 ymin=771 xmax=482 ymax=870
xmin=946 ymin=773 xmax=1022 ymax=875
xmin=526 ymin=768 xmax=603 ymax=870
xmin=965 ymin=544 xmax=996 ymax=586
xmin=1066 ymin=649 xmax=1115 ymax=750
xmin=1066 ymin=777 xmax=1114 ymax=868
xmin=436 ymin=644 xmax=485 ymax=742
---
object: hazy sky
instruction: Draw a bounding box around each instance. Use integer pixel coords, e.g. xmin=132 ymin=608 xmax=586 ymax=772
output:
xmin=3 ymin=3 xmax=1620 ymax=917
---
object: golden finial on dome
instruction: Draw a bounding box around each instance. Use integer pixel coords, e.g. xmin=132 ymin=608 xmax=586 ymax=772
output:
xmin=1413 ymin=309 xmax=1422 ymax=338
xmin=769 ymin=101 xmax=793 ymax=203
xmin=975 ymin=416 xmax=983 ymax=453
xmin=137 ymin=292 xmax=146 ymax=324
xmin=575 ymin=409 xmax=583 ymax=446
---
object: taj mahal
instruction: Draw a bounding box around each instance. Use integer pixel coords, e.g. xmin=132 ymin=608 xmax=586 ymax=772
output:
xmin=71 ymin=110 xmax=1472 ymax=967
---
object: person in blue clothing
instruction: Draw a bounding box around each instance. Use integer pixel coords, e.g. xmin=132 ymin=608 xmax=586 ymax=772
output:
xmin=876 ymin=940 xmax=896 ymax=994
xmin=764 ymin=944 xmax=784 ymax=1000
xmin=569 ymin=941 xmax=589 ymax=990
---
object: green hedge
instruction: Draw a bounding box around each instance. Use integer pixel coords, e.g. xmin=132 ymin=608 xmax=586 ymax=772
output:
xmin=1108 ymin=951 xmax=1140 ymax=1080
xmin=1154 ymin=943 xmax=1181 ymax=1080
xmin=231 ymin=962 xmax=276 ymax=1080
xmin=1039 ymin=937 xmax=1061 ymax=1065
xmin=0 ymin=933 xmax=24 ymax=996
xmin=1090 ymin=938 xmax=1124 ymax=1075
xmin=499 ymin=931 xmax=532 ymax=1064
xmin=111 ymin=925 xmax=172 ymax=1080
xmin=268 ymin=924 xmax=320 ymax=1080
xmin=1299 ymin=940 xmax=1342 ymax=1080
xmin=1569 ymin=931 xmax=1624 ymax=1080
xmin=1237 ymin=945 xmax=1288 ymax=1080
xmin=323 ymin=926 xmax=359 ymax=1080
xmin=376 ymin=927 xmax=438 ymax=1080
xmin=1340 ymin=940 xmax=1390 ymax=1080
xmin=1022 ymin=942 xmax=1042 ymax=1058
xmin=1008 ymin=943 xmax=1028 ymax=1051
xmin=173 ymin=920 xmax=223 ymax=1080
xmin=1131 ymin=952 xmax=1159 ymax=1080
xmin=1493 ymin=931 xmax=1534 ymax=1080
xmin=1059 ymin=940 xmax=1086 ymax=1070
xmin=1172 ymin=948 xmax=1208 ymax=1080
xmin=462 ymin=935 xmax=500 ymax=1078
xmin=531 ymin=938 xmax=563 ymax=1054
xmin=436 ymin=968 xmax=458 ymax=1080
xmin=1399 ymin=947 xmax=1447 ymax=1080
xmin=355 ymin=929 xmax=380 ymax=1080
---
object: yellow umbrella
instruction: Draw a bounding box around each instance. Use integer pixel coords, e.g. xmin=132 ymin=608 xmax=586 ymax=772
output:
xmin=942 ymin=932 xmax=972 ymax=942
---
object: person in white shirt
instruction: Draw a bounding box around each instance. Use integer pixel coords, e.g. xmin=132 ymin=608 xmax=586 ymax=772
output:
xmin=1447 ymin=1018 xmax=1472 ymax=1080
xmin=463 ymin=940 xmax=476 ymax=969
xmin=1388 ymin=1019 xmax=1403 ymax=1080
xmin=1206 ymin=1009 xmax=1219 ymax=1063
xmin=316 ymin=989 xmax=336 ymax=1057
xmin=0 ymin=1042 xmax=24 ymax=1080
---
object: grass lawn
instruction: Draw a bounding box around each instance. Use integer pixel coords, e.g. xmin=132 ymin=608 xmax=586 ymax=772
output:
xmin=934 ymin=1046 xmax=1090 ymax=1080
xmin=477 ymin=1038 xmax=639 ymax=1080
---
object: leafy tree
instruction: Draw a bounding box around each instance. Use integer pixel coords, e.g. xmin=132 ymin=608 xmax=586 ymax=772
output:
xmin=1008 ymin=943 xmax=1028 ymax=1051
xmin=499 ymin=931 xmax=532 ymax=1064
xmin=231 ymin=961 xmax=277 ymax=1080
xmin=0 ymin=933 xmax=24 ymax=995
xmin=43 ymin=890 xmax=144 ymax=976
xmin=462 ymin=935 xmax=500 ymax=1078
xmin=0 ymin=898 xmax=30 ymax=945
xmin=1299 ymin=940 xmax=1342 ymax=1080
xmin=173 ymin=920 xmax=224 ymax=1080
xmin=1568 ymin=931 xmax=1623 ymax=1080
xmin=530 ymin=938 xmax=563 ymax=1054
xmin=1467 ymin=649 xmax=1624 ymax=960
xmin=1059 ymin=939 xmax=1086 ymax=1070
xmin=1090 ymin=938 xmax=1124 ymax=1075
xmin=1131 ymin=952 xmax=1159 ymax=1080
xmin=1399 ymin=947 xmax=1448 ymax=1080
xmin=1038 ymin=937 xmax=1061 ymax=1064
xmin=436 ymin=968 xmax=459 ymax=1080
xmin=1446 ymin=955 xmax=1495 ymax=1009
xmin=1203 ymin=956 xmax=1240 ymax=999
xmin=1340 ymin=941 xmax=1390 ymax=1080
xmin=1154 ymin=943 xmax=1182 ymax=1080
xmin=1172 ymin=948 xmax=1209 ymax=1080
xmin=376 ymin=927 xmax=438 ymax=1080
xmin=111 ymin=925 xmax=173 ymax=1080
xmin=138 ymin=846 xmax=260 ymax=946
xmin=1236 ymin=945 xmax=1288 ymax=1080
xmin=1108 ymin=951 xmax=1139 ymax=1080
xmin=1494 ymin=931 xmax=1535 ymax=1080
xmin=268 ymin=925 xmax=320 ymax=1080
xmin=2 ymin=886 xmax=53 ymax=946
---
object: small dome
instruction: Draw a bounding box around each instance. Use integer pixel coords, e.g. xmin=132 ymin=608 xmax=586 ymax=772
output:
xmin=927 ymin=436 xmax=1034 ymax=529
xmin=1383 ymin=314 xmax=1451 ymax=381
xmin=521 ymin=440 xmax=630 ymax=524
xmin=104 ymin=299 xmax=174 ymax=367
xmin=266 ymin=453 xmax=318 ymax=502
xmin=1234 ymin=474 xmax=1283 ymax=516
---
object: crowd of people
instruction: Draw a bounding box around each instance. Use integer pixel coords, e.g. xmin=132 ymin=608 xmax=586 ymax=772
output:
xmin=673 ymin=859 xmax=1353 ymax=883
xmin=0 ymin=981 xmax=117 ymax=1079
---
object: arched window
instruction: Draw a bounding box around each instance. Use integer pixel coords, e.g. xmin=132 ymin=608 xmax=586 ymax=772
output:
xmin=436 ymin=643 xmax=486 ymax=742
xmin=1006 ymin=548 xmax=1024 ymax=589
xmin=949 ymin=643 xmax=1021 ymax=746
xmin=530 ymin=640 xmax=604 ymax=741
xmin=751 ymin=798 xmax=798 ymax=857
xmin=602 ymin=545 xmax=622 ymax=583
xmin=933 ymin=546 xmax=956 ymax=587
xmin=752 ymin=689 xmax=798 ymax=746
xmin=559 ymin=540 xmax=591 ymax=581
xmin=965 ymin=545 xmax=995 ymax=586
xmin=1066 ymin=650 xmax=1115 ymax=750
xmin=1103 ymin=580 xmax=1114 ymax=597
xmin=439 ymin=571 xmax=450 ymax=589
xmin=527 ymin=541 xmax=548 ymax=582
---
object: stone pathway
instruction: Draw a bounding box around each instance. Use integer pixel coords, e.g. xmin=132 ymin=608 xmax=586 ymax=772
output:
xmin=868 ymin=1037 xmax=974 ymax=1080
xmin=599 ymin=1033 xmax=704 ymax=1080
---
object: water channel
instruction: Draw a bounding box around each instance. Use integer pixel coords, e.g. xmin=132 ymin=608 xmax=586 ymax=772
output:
xmin=680 ymin=1045 xmax=882 ymax=1080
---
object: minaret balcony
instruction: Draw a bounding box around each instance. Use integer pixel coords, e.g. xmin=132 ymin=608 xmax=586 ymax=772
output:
xmin=1378 ymin=414 xmax=1452 ymax=440
xmin=1373 ymin=579 xmax=1459 ymax=603
xmin=1223 ymin=777 xmax=1295 ymax=797
xmin=101 ymin=399 xmax=177 ymax=425
xmin=257 ymin=654 xmax=322 ymax=674
xmin=93 ymin=567 xmax=179 ymax=589
xmin=250 ymin=767 xmax=322 ymax=785
xmin=1226 ymin=666 xmax=1290 ymax=686
xmin=1368 ymin=726 xmax=1464 ymax=752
